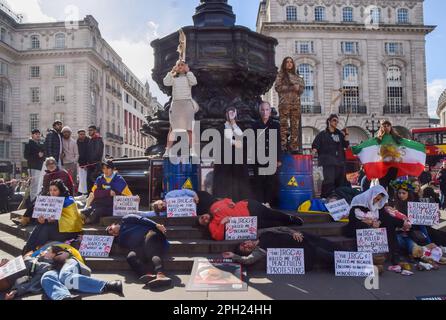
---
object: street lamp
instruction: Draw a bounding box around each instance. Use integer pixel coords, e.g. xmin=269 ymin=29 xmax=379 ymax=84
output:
xmin=366 ymin=114 xmax=381 ymax=138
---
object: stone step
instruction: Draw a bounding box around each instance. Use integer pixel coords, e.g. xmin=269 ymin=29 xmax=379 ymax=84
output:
xmin=0 ymin=229 xmax=24 ymax=256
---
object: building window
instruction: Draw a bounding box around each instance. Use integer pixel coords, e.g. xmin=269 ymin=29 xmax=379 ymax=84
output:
xmin=387 ymin=66 xmax=403 ymax=112
xmin=30 ymin=66 xmax=40 ymax=78
xmin=0 ymin=80 xmax=7 ymax=125
xmin=54 ymin=113 xmax=64 ymax=122
xmin=55 ymin=65 xmax=65 ymax=77
xmin=385 ymin=42 xmax=403 ymax=56
xmin=341 ymin=42 xmax=359 ymax=55
xmin=370 ymin=7 xmax=381 ymax=24
xmin=29 ymin=114 xmax=39 ymax=132
xmin=55 ymin=86 xmax=65 ymax=103
xmin=112 ymin=123 xmax=115 ymax=134
xmin=342 ymin=64 xmax=360 ymax=110
xmin=106 ymin=99 xmax=110 ymax=112
xmin=298 ymin=64 xmax=315 ymax=108
xmin=314 ymin=6 xmax=325 ymax=22
xmin=55 ymin=33 xmax=65 ymax=49
xmin=106 ymin=120 xmax=110 ymax=133
xmin=90 ymin=90 xmax=96 ymax=106
xmin=0 ymin=27 xmax=6 ymax=42
xmin=112 ymin=103 xmax=115 ymax=116
xmin=125 ymin=93 xmax=130 ymax=104
xmin=0 ymin=141 xmax=10 ymax=159
xmin=286 ymin=6 xmax=297 ymax=22
xmin=397 ymin=8 xmax=409 ymax=24
xmin=134 ymin=100 xmax=137 ymax=109
xmin=30 ymin=88 xmax=40 ymax=103
xmin=295 ymin=41 xmax=314 ymax=54
xmin=31 ymin=35 xmax=40 ymax=49
xmin=343 ymin=7 xmax=354 ymax=22
xmin=0 ymin=62 xmax=8 ymax=76
xmin=90 ymin=68 xmax=98 ymax=83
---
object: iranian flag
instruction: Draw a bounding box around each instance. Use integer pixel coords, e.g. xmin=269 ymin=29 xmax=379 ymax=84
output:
xmin=352 ymin=135 xmax=426 ymax=180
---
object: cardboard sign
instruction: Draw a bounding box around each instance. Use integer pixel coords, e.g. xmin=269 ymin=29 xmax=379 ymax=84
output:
xmin=186 ymin=258 xmax=247 ymax=292
xmin=166 ymin=197 xmax=197 ymax=218
xmin=0 ymin=256 xmax=27 ymax=280
xmin=225 ymin=217 xmax=258 ymax=241
xmin=407 ymin=202 xmax=440 ymax=226
xmin=32 ymin=196 xmax=64 ymax=220
xmin=267 ymin=248 xmax=305 ymax=275
xmin=113 ymin=196 xmax=140 ymax=217
xmin=325 ymin=199 xmax=350 ymax=221
xmin=79 ymin=235 xmax=114 ymax=258
xmin=335 ymin=251 xmax=375 ymax=277
xmin=356 ymin=228 xmax=389 ymax=254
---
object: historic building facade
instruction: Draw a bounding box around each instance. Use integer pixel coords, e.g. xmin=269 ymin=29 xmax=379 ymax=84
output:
xmin=257 ymin=0 xmax=435 ymax=148
xmin=0 ymin=7 xmax=158 ymax=170
xmin=438 ymin=89 xmax=446 ymax=127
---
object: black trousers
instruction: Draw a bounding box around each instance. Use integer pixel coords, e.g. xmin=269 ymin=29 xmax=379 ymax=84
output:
xmin=87 ymin=163 xmax=102 ymax=194
xmin=321 ymin=165 xmax=346 ymax=199
xmin=22 ymin=223 xmax=80 ymax=254
xmin=247 ymin=200 xmax=293 ymax=229
xmin=301 ymin=233 xmax=340 ymax=272
xmin=252 ymin=171 xmax=279 ymax=206
xmin=82 ymin=205 xmax=113 ymax=224
xmin=379 ymin=167 xmax=399 ymax=197
xmin=427 ymin=227 xmax=446 ymax=246
xmin=126 ymin=230 xmax=167 ymax=277
xmin=0 ymin=197 xmax=8 ymax=213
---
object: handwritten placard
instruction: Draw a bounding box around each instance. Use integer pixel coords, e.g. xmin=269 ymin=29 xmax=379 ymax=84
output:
xmin=0 ymin=256 xmax=26 ymax=280
xmin=267 ymin=248 xmax=305 ymax=275
xmin=113 ymin=196 xmax=140 ymax=217
xmin=325 ymin=199 xmax=350 ymax=221
xmin=356 ymin=228 xmax=389 ymax=253
xmin=408 ymin=202 xmax=440 ymax=226
xmin=335 ymin=251 xmax=375 ymax=277
xmin=225 ymin=217 xmax=258 ymax=241
xmin=79 ymin=235 xmax=114 ymax=258
xmin=166 ymin=197 xmax=197 ymax=218
xmin=32 ymin=196 xmax=64 ymax=220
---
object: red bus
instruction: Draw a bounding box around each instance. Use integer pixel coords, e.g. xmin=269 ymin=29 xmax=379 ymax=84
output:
xmin=412 ymin=127 xmax=446 ymax=168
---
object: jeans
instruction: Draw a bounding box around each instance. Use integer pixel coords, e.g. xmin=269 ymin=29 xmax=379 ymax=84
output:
xmin=22 ymin=223 xmax=79 ymax=254
xmin=41 ymin=259 xmax=105 ymax=300
xmin=397 ymin=233 xmax=416 ymax=255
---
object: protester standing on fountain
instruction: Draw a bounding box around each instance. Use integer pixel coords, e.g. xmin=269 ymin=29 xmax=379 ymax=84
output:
xmin=163 ymin=59 xmax=199 ymax=157
xmin=44 ymin=120 xmax=63 ymax=166
xmin=275 ymin=57 xmax=305 ymax=153
xmin=77 ymin=129 xmax=90 ymax=195
xmin=312 ymin=114 xmax=350 ymax=199
xmin=61 ymin=126 xmax=79 ymax=193
xmin=86 ymin=125 xmax=104 ymax=193
xmin=24 ymin=129 xmax=45 ymax=202
xmin=213 ymin=106 xmax=252 ymax=202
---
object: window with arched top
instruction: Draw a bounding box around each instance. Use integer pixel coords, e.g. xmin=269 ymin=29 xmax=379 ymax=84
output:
xmin=298 ymin=64 xmax=315 ymax=110
xmin=386 ymin=66 xmax=403 ymax=112
xmin=286 ymin=6 xmax=297 ymax=21
xmin=342 ymin=64 xmax=360 ymax=111
xmin=397 ymin=8 xmax=409 ymax=24
xmin=343 ymin=7 xmax=354 ymax=22
xmin=315 ymin=6 xmax=325 ymax=22
xmin=31 ymin=35 xmax=40 ymax=49
xmin=55 ymin=33 xmax=65 ymax=49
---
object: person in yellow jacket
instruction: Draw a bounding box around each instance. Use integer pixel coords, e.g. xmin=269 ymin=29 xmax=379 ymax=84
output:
xmin=22 ymin=179 xmax=84 ymax=254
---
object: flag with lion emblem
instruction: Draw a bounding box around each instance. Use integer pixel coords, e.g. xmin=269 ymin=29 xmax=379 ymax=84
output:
xmin=352 ymin=134 xmax=426 ymax=180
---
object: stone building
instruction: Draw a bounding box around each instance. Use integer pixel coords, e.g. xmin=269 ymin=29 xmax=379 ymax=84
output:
xmin=257 ymin=0 xmax=435 ymax=148
xmin=437 ymin=89 xmax=446 ymax=127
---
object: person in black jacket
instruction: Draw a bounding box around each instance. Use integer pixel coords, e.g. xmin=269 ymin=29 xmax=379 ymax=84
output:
xmin=44 ymin=121 xmax=63 ymax=165
xmin=312 ymin=114 xmax=350 ymax=198
xmin=0 ymin=179 xmax=9 ymax=213
xmin=86 ymin=125 xmax=104 ymax=193
xmin=437 ymin=163 xmax=446 ymax=209
xmin=24 ymin=129 xmax=45 ymax=202
xmin=252 ymin=101 xmax=282 ymax=207
xmin=77 ymin=129 xmax=90 ymax=195
xmin=418 ymin=165 xmax=432 ymax=186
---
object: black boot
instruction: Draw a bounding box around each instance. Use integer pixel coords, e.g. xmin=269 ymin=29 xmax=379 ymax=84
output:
xmin=104 ymin=281 xmax=124 ymax=296
xmin=61 ymin=295 xmax=82 ymax=301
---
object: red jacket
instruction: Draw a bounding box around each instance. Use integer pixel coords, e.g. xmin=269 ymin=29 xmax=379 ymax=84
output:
xmin=42 ymin=168 xmax=74 ymax=196
xmin=208 ymin=199 xmax=250 ymax=241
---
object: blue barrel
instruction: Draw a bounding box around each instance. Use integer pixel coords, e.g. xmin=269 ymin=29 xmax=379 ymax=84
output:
xmin=163 ymin=158 xmax=200 ymax=195
xmin=278 ymin=154 xmax=314 ymax=211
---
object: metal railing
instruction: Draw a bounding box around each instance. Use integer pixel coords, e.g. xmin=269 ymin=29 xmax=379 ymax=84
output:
xmin=339 ymin=105 xmax=367 ymax=114
xmin=383 ymin=105 xmax=411 ymax=114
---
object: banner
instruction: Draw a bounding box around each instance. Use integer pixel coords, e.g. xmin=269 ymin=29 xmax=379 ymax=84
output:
xmin=186 ymin=259 xmax=247 ymax=292
xmin=225 ymin=217 xmax=258 ymax=241
xmin=267 ymin=248 xmax=305 ymax=275
xmin=79 ymin=235 xmax=114 ymax=258
xmin=356 ymin=228 xmax=389 ymax=253
xmin=325 ymin=199 xmax=350 ymax=221
xmin=32 ymin=196 xmax=64 ymax=220
xmin=0 ymin=256 xmax=27 ymax=280
xmin=113 ymin=196 xmax=140 ymax=217
xmin=335 ymin=251 xmax=375 ymax=277
xmin=407 ymin=202 xmax=440 ymax=226
xmin=167 ymin=197 xmax=197 ymax=218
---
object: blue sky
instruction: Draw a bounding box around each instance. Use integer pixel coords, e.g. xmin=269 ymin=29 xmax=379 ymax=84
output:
xmin=5 ymin=0 xmax=446 ymax=117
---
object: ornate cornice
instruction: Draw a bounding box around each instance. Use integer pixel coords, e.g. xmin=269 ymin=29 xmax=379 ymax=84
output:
xmin=276 ymin=0 xmax=422 ymax=9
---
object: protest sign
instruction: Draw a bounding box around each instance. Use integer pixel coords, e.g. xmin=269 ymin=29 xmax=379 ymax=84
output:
xmin=79 ymin=235 xmax=114 ymax=258
xmin=267 ymin=248 xmax=305 ymax=275
xmin=325 ymin=199 xmax=350 ymax=221
xmin=225 ymin=217 xmax=257 ymax=241
xmin=0 ymin=256 xmax=26 ymax=280
xmin=166 ymin=197 xmax=197 ymax=218
xmin=356 ymin=228 xmax=389 ymax=253
xmin=32 ymin=196 xmax=64 ymax=220
xmin=113 ymin=196 xmax=139 ymax=217
xmin=335 ymin=251 xmax=375 ymax=277
xmin=407 ymin=202 xmax=440 ymax=226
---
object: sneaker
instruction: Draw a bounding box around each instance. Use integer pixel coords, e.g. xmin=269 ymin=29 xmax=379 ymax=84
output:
xmin=61 ymin=295 xmax=82 ymax=301
xmin=147 ymin=273 xmax=172 ymax=289
xmin=262 ymin=203 xmax=271 ymax=209
xmin=388 ymin=265 xmax=402 ymax=273
xmin=401 ymin=270 xmax=414 ymax=276
xmin=418 ymin=262 xmax=433 ymax=271
xmin=138 ymin=274 xmax=157 ymax=284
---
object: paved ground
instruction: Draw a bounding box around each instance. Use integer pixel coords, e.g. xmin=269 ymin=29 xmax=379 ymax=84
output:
xmin=1 ymin=249 xmax=445 ymax=300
